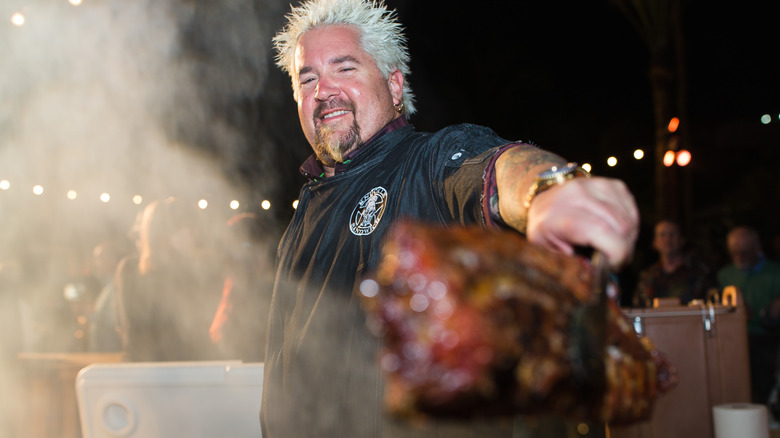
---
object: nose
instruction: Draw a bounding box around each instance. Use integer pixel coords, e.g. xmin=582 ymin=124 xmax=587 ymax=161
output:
xmin=315 ymin=78 xmax=339 ymax=101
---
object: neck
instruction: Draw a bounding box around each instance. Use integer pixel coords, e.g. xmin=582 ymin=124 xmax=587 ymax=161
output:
xmin=660 ymin=253 xmax=683 ymax=272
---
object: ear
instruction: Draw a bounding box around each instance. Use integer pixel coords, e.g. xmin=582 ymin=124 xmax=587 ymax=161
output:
xmin=387 ymin=69 xmax=404 ymax=105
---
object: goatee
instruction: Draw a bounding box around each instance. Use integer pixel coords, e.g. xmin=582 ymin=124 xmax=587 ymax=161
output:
xmin=313 ymin=100 xmax=361 ymax=166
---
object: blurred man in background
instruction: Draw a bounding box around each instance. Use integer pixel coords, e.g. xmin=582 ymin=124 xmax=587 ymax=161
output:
xmin=633 ymin=219 xmax=716 ymax=307
xmin=718 ymin=226 xmax=780 ymax=406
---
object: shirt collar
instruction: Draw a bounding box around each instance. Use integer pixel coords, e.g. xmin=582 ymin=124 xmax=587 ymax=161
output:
xmin=300 ymin=116 xmax=410 ymax=181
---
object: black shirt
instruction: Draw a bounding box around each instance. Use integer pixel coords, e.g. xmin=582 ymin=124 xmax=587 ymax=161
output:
xmin=261 ymin=122 xmax=516 ymax=437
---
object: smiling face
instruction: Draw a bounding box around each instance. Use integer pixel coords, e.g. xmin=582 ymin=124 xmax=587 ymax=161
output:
xmin=293 ymin=25 xmax=403 ymax=167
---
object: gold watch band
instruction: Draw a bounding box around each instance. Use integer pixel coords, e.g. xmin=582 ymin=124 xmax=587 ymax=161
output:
xmin=523 ymin=163 xmax=590 ymax=210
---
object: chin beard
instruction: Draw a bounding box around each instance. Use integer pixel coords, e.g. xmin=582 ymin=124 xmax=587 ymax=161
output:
xmin=314 ymin=119 xmax=361 ymax=167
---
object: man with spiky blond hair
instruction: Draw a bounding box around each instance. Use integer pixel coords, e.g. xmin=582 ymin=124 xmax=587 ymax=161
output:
xmin=262 ymin=0 xmax=639 ymax=435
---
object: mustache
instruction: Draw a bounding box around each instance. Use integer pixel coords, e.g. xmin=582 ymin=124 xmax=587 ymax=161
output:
xmin=313 ymin=99 xmax=354 ymax=120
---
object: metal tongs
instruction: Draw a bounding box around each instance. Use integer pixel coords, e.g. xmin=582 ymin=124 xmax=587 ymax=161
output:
xmin=569 ymin=250 xmax=610 ymax=394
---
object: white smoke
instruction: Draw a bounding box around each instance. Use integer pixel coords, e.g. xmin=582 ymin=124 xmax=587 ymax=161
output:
xmin=0 ymin=0 xmax=282 ymax=436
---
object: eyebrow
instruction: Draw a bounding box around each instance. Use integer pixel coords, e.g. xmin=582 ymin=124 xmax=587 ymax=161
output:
xmin=298 ymin=55 xmax=361 ymax=77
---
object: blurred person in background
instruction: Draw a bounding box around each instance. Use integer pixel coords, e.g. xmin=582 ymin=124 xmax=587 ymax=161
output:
xmin=718 ymin=225 xmax=780 ymax=406
xmin=115 ymin=197 xmax=224 ymax=362
xmin=209 ymin=212 xmax=275 ymax=362
xmin=88 ymin=238 xmax=133 ymax=352
xmin=632 ymin=219 xmax=717 ymax=307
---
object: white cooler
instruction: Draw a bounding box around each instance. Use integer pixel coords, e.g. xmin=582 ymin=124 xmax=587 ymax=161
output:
xmin=75 ymin=361 xmax=263 ymax=438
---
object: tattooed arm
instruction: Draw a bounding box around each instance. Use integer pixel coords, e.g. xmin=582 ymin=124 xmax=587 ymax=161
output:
xmin=495 ymin=145 xmax=639 ymax=269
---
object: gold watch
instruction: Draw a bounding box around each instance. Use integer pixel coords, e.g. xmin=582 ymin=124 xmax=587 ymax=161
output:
xmin=524 ymin=162 xmax=590 ymax=210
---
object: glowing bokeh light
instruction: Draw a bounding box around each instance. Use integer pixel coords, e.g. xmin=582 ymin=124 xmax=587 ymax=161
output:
xmin=667 ymin=117 xmax=680 ymax=133
xmin=198 ymin=199 xmax=208 ymax=209
xmin=100 ymin=193 xmax=110 ymax=203
xmin=676 ymin=149 xmax=691 ymax=167
xmin=607 ymin=156 xmax=617 ymax=167
xmin=634 ymin=149 xmax=644 ymax=160
xmin=0 ymin=180 xmax=10 ymax=190
xmin=261 ymin=200 xmax=271 ymax=210
xmin=761 ymin=114 xmax=772 ymax=125
xmin=132 ymin=195 xmax=143 ymax=205
xmin=229 ymin=200 xmax=240 ymax=210
xmin=11 ymin=13 xmax=25 ymax=26
xmin=581 ymin=163 xmax=591 ymax=173
xmin=69 ymin=0 xmax=82 ymax=5
xmin=292 ymin=200 xmax=299 ymax=209
xmin=663 ymin=150 xmax=676 ymax=167
xmin=32 ymin=185 xmax=44 ymax=195
xmin=67 ymin=190 xmax=78 ymax=200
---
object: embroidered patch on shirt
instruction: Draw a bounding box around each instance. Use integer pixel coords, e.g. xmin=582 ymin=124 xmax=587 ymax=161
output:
xmin=350 ymin=186 xmax=388 ymax=236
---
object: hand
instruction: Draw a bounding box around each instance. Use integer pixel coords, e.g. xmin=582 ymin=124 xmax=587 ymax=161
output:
xmin=526 ymin=176 xmax=639 ymax=269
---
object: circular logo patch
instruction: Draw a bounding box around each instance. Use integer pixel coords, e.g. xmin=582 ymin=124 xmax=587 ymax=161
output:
xmin=349 ymin=186 xmax=388 ymax=236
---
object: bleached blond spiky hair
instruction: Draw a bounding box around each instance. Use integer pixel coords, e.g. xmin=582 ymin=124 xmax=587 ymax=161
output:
xmin=273 ymin=0 xmax=416 ymax=115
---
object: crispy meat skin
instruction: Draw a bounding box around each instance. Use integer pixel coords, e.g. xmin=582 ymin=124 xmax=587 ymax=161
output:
xmin=360 ymin=221 xmax=674 ymax=424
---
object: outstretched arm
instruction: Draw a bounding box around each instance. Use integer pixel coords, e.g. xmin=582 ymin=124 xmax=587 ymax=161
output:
xmin=494 ymin=145 xmax=639 ymax=269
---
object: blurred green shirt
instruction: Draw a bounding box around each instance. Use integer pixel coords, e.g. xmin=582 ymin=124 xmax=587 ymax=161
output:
xmin=718 ymin=258 xmax=780 ymax=335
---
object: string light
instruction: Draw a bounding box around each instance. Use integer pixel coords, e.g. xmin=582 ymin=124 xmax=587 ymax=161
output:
xmin=663 ymin=150 xmax=676 ymax=167
xmin=676 ymin=150 xmax=691 ymax=167
xmin=11 ymin=13 xmax=25 ymax=26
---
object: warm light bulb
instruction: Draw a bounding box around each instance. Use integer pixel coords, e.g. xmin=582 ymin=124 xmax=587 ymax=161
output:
xmin=261 ymin=200 xmax=271 ymax=210
xmin=11 ymin=13 xmax=25 ymax=26
xmin=67 ymin=190 xmax=78 ymax=200
xmin=32 ymin=185 xmax=44 ymax=195
xmin=667 ymin=117 xmax=680 ymax=133
xmin=230 ymin=200 xmax=240 ymax=210
xmin=0 ymin=180 xmax=10 ymax=190
xmin=634 ymin=149 xmax=644 ymax=160
xmin=607 ymin=157 xmax=617 ymax=167
xmin=663 ymin=150 xmax=675 ymax=167
xmin=292 ymin=200 xmax=299 ymax=209
xmin=676 ymin=150 xmax=691 ymax=167
xmin=581 ymin=163 xmax=591 ymax=173
xmin=132 ymin=195 xmax=143 ymax=205
xmin=198 ymin=199 xmax=208 ymax=209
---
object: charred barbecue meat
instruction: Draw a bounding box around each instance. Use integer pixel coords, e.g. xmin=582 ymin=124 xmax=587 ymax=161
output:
xmin=359 ymin=221 xmax=676 ymax=424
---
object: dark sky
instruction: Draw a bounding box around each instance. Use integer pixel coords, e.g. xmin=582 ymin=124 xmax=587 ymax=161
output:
xmin=377 ymin=0 xmax=780 ymax=260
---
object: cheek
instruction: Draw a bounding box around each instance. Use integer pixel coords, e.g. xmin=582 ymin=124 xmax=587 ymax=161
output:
xmin=298 ymin=101 xmax=313 ymax=126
